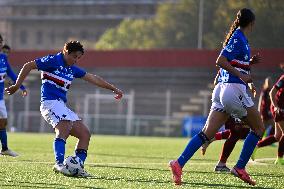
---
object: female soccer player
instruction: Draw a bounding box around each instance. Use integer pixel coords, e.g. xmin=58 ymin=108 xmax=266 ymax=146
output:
xmin=269 ymin=73 xmax=284 ymax=165
xmin=5 ymin=41 xmax=123 ymax=176
xmin=169 ymin=8 xmax=264 ymax=186
xmin=251 ymin=77 xmax=277 ymax=160
xmin=0 ymin=35 xmax=27 ymax=157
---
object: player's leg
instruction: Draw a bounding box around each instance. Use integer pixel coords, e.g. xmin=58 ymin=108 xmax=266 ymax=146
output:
xmin=169 ymin=110 xmax=228 ymax=185
xmin=69 ymin=120 xmax=91 ymax=163
xmin=231 ymin=105 xmax=264 ymax=186
xmin=201 ymin=129 xmax=231 ymax=156
xmin=216 ymin=127 xmax=249 ymax=172
xmin=220 ymin=84 xmax=264 ymax=185
xmin=54 ymin=120 xmax=72 ymax=165
xmin=50 ymin=120 xmax=73 ymax=176
xmin=69 ymin=120 xmax=91 ymax=177
xmin=0 ymin=119 xmax=8 ymax=152
xmin=0 ymin=99 xmax=18 ymax=157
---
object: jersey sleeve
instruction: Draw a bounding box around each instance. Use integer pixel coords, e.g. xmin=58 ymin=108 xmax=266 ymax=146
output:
xmin=275 ymin=75 xmax=284 ymax=90
xmin=35 ymin=55 xmax=57 ymax=72
xmin=73 ymin=66 xmax=87 ymax=78
xmin=6 ymin=61 xmax=26 ymax=90
xmin=220 ymin=36 xmax=242 ymax=62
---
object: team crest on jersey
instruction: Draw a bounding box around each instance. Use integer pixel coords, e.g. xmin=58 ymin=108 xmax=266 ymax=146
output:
xmin=40 ymin=55 xmax=54 ymax=62
xmin=225 ymin=44 xmax=234 ymax=52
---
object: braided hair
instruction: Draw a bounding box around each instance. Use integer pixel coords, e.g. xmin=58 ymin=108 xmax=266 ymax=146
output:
xmin=223 ymin=8 xmax=255 ymax=47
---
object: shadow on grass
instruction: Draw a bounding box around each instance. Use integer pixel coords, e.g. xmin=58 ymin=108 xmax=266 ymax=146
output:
xmin=87 ymin=175 xmax=272 ymax=189
xmin=251 ymin=172 xmax=283 ymax=178
xmin=0 ymin=178 xmax=104 ymax=189
xmin=90 ymin=164 xmax=218 ymax=175
xmin=95 ymin=152 xmax=217 ymax=162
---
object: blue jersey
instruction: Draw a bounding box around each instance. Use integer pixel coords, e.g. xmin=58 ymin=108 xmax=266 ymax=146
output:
xmin=218 ymin=28 xmax=251 ymax=85
xmin=0 ymin=53 xmax=25 ymax=100
xmin=35 ymin=52 xmax=86 ymax=102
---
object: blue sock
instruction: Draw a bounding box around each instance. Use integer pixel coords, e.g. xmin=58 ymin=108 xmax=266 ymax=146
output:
xmin=0 ymin=129 xmax=8 ymax=151
xmin=75 ymin=149 xmax=87 ymax=163
xmin=53 ymin=138 xmax=66 ymax=164
xmin=177 ymin=132 xmax=208 ymax=167
xmin=236 ymin=131 xmax=261 ymax=169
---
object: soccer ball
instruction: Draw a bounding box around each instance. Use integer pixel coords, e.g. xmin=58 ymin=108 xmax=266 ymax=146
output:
xmin=63 ymin=156 xmax=84 ymax=176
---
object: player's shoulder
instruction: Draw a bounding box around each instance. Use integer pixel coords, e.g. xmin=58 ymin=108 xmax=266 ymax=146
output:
xmin=38 ymin=53 xmax=61 ymax=63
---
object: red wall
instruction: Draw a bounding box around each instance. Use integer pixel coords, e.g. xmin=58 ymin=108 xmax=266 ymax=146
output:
xmin=8 ymin=49 xmax=284 ymax=68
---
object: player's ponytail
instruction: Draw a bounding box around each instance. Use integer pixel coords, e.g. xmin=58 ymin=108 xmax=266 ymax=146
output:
xmin=223 ymin=8 xmax=255 ymax=47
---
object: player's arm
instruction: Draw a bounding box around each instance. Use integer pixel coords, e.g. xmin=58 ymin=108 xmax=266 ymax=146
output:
xmin=213 ymin=70 xmax=220 ymax=86
xmin=216 ymin=55 xmax=252 ymax=83
xmin=270 ymin=77 xmax=284 ymax=112
xmin=6 ymin=62 xmax=28 ymax=96
xmin=257 ymin=92 xmax=263 ymax=112
xmin=5 ymin=61 xmax=37 ymax=95
xmin=82 ymin=73 xmax=123 ymax=100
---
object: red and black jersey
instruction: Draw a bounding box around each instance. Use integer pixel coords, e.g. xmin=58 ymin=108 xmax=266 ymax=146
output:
xmin=259 ymin=88 xmax=272 ymax=120
xmin=274 ymin=74 xmax=284 ymax=108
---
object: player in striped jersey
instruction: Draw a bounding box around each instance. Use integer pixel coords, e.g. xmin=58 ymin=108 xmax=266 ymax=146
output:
xmin=169 ymin=8 xmax=264 ymax=186
xmin=0 ymin=35 xmax=27 ymax=157
xmin=5 ymin=41 xmax=123 ymax=176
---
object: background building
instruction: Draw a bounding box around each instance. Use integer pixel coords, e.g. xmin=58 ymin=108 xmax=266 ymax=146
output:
xmin=0 ymin=0 xmax=175 ymax=50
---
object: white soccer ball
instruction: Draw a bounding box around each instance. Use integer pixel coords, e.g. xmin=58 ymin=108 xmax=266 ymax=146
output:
xmin=63 ymin=156 xmax=84 ymax=176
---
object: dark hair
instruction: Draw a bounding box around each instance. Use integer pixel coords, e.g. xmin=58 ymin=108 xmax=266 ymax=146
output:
xmin=2 ymin=44 xmax=10 ymax=50
xmin=0 ymin=34 xmax=3 ymax=41
xmin=63 ymin=41 xmax=84 ymax=55
xmin=223 ymin=8 xmax=255 ymax=47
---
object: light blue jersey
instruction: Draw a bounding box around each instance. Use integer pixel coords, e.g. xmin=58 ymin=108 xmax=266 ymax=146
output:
xmin=0 ymin=53 xmax=25 ymax=100
xmin=218 ymin=28 xmax=251 ymax=85
xmin=35 ymin=52 xmax=86 ymax=102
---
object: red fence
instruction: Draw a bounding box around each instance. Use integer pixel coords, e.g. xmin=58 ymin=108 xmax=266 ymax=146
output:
xmin=8 ymin=49 xmax=284 ymax=68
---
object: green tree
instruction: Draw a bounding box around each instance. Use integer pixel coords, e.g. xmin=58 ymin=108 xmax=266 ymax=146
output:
xmin=96 ymin=0 xmax=284 ymax=49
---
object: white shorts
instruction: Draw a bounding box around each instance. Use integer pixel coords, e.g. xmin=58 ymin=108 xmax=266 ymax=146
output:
xmin=0 ymin=100 xmax=7 ymax=119
xmin=211 ymin=83 xmax=254 ymax=119
xmin=40 ymin=99 xmax=81 ymax=128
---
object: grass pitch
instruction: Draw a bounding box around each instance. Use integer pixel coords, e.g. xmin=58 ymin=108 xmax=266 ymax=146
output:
xmin=0 ymin=133 xmax=283 ymax=188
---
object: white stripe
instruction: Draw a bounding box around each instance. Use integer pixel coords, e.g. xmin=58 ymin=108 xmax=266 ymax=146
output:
xmin=42 ymin=80 xmax=68 ymax=91
xmin=235 ymin=67 xmax=250 ymax=74
xmin=232 ymin=59 xmax=250 ymax=65
xmin=41 ymin=71 xmax=71 ymax=84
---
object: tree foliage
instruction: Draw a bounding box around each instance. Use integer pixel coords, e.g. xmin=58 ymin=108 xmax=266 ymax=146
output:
xmin=96 ymin=0 xmax=284 ymax=49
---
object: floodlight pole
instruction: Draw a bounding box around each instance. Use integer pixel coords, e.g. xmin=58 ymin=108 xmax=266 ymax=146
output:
xmin=197 ymin=0 xmax=204 ymax=49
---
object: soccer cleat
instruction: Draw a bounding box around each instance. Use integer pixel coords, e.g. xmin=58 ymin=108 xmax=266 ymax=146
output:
xmin=53 ymin=164 xmax=71 ymax=176
xmin=1 ymin=149 xmax=19 ymax=157
xmin=250 ymin=147 xmax=257 ymax=161
xmin=214 ymin=164 xmax=230 ymax=172
xmin=231 ymin=167 xmax=256 ymax=186
xmin=169 ymin=160 xmax=182 ymax=185
xmin=77 ymin=169 xmax=92 ymax=177
xmin=274 ymin=157 xmax=284 ymax=165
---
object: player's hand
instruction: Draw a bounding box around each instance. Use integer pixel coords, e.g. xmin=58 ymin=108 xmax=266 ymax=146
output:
xmin=113 ymin=88 xmax=123 ymax=100
xmin=248 ymin=83 xmax=257 ymax=97
xmin=239 ymin=73 xmax=252 ymax=83
xmin=21 ymin=89 xmax=28 ymax=97
xmin=5 ymin=85 xmax=20 ymax=95
xmin=250 ymin=53 xmax=261 ymax=65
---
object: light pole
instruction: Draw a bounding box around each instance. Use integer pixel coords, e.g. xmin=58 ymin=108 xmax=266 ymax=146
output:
xmin=197 ymin=0 xmax=204 ymax=49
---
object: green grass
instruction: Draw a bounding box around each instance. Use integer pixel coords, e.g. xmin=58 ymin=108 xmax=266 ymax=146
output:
xmin=0 ymin=133 xmax=283 ymax=189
